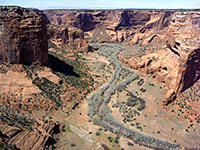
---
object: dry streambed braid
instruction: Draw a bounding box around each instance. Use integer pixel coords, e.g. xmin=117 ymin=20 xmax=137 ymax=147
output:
xmin=87 ymin=43 xmax=180 ymax=150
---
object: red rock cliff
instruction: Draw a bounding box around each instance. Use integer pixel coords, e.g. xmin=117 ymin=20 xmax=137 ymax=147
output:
xmin=47 ymin=24 xmax=90 ymax=51
xmin=43 ymin=9 xmax=150 ymax=31
xmin=163 ymin=48 xmax=200 ymax=105
xmin=0 ymin=6 xmax=49 ymax=66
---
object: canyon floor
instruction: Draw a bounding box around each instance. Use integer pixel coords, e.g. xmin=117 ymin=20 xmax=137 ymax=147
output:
xmin=52 ymin=43 xmax=200 ymax=150
xmin=57 ymin=43 xmax=200 ymax=150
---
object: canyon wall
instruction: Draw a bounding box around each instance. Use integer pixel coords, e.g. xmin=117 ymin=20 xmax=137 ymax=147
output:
xmin=47 ymin=24 xmax=90 ymax=51
xmin=43 ymin=9 xmax=151 ymax=31
xmin=43 ymin=9 xmax=151 ymax=42
xmin=163 ymin=48 xmax=200 ymax=105
xmin=0 ymin=6 xmax=49 ymax=66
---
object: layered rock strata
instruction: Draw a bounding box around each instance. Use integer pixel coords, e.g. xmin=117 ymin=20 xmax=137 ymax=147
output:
xmin=48 ymin=24 xmax=90 ymax=51
xmin=0 ymin=121 xmax=61 ymax=150
xmin=0 ymin=6 xmax=49 ymax=66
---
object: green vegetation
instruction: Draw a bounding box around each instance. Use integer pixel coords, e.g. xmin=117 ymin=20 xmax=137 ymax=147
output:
xmin=125 ymin=90 xmax=146 ymax=111
xmin=0 ymin=66 xmax=7 ymax=74
xmin=32 ymin=77 xmax=62 ymax=107
xmin=0 ymin=109 xmax=35 ymax=129
xmin=15 ymin=45 xmax=95 ymax=109
xmin=49 ymin=51 xmax=94 ymax=90
xmin=174 ymin=81 xmax=200 ymax=125
xmin=0 ymin=141 xmax=19 ymax=150
xmin=127 ymin=142 xmax=134 ymax=146
xmin=48 ymin=40 xmax=60 ymax=50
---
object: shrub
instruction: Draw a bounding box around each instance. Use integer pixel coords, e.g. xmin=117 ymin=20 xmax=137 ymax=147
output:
xmin=127 ymin=142 xmax=134 ymax=146
xmin=48 ymin=41 xmax=60 ymax=50
xmin=137 ymin=79 xmax=144 ymax=86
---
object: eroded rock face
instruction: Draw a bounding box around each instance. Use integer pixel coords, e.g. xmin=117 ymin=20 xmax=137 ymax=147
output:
xmin=48 ymin=24 xmax=90 ymax=51
xmin=176 ymin=48 xmax=200 ymax=92
xmin=132 ymin=11 xmax=200 ymax=48
xmin=44 ymin=10 xmax=150 ymax=31
xmin=44 ymin=10 xmax=96 ymax=31
xmin=140 ymin=11 xmax=173 ymax=33
xmin=43 ymin=9 xmax=150 ymax=42
xmin=0 ymin=121 xmax=60 ymax=150
xmin=163 ymin=48 xmax=200 ymax=105
xmin=122 ymin=48 xmax=180 ymax=90
xmin=0 ymin=6 xmax=49 ymax=66
xmin=44 ymin=9 xmax=200 ymax=46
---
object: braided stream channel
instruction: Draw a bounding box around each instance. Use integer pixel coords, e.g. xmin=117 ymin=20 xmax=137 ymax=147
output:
xmin=87 ymin=43 xmax=181 ymax=150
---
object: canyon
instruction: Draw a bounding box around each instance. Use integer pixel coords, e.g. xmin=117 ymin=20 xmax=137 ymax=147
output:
xmin=0 ymin=6 xmax=200 ymax=150
xmin=44 ymin=9 xmax=200 ymax=105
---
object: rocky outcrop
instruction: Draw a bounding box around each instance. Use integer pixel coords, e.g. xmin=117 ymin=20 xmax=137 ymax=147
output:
xmin=0 ymin=121 xmax=61 ymax=150
xmin=48 ymin=24 xmax=90 ymax=51
xmin=0 ymin=6 xmax=49 ymax=66
xmin=176 ymin=48 xmax=200 ymax=92
xmin=44 ymin=10 xmax=96 ymax=31
xmin=134 ymin=11 xmax=200 ymax=46
xmin=122 ymin=48 xmax=180 ymax=90
xmin=163 ymin=48 xmax=200 ymax=105
xmin=140 ymin=11 xmax=173 ymax=33
xmin=122 ymin=43 xmax=200 ymax=105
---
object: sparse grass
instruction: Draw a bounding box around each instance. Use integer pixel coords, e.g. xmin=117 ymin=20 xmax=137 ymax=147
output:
xmin=65 ymin=125 xmax=72 ymax=133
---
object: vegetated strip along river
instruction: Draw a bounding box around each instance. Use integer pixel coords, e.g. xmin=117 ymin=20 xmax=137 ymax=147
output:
xmin=87 ymin=43 xmax=180 ymax=150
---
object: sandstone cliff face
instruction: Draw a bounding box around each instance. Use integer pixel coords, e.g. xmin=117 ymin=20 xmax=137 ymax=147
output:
xmin=44 ymin=9 xmax=200 ymax=45
xmin=123 ymin=49 xmax=180 ymax=90
xmin=129 ymin=11 xmax=200 ymax=50
xmin=44 ymin=10 xmax=150 ymax=31
xmin=0 ymin=6 xmax=49 ymax=66
xmin=48 ymin=24 xmax=90 ymax=51
xmin=44 ymin=10 xmax=95 ymax=31
xmin=176 ymin=48 xmax=200 ymax=92
xmin=163 ymin=48 xmax=200 ymax=105
xmin=140 ymin=11 xmax=173 ymax=33
xmin=43 ymin=10 xmax=150 ymax=42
